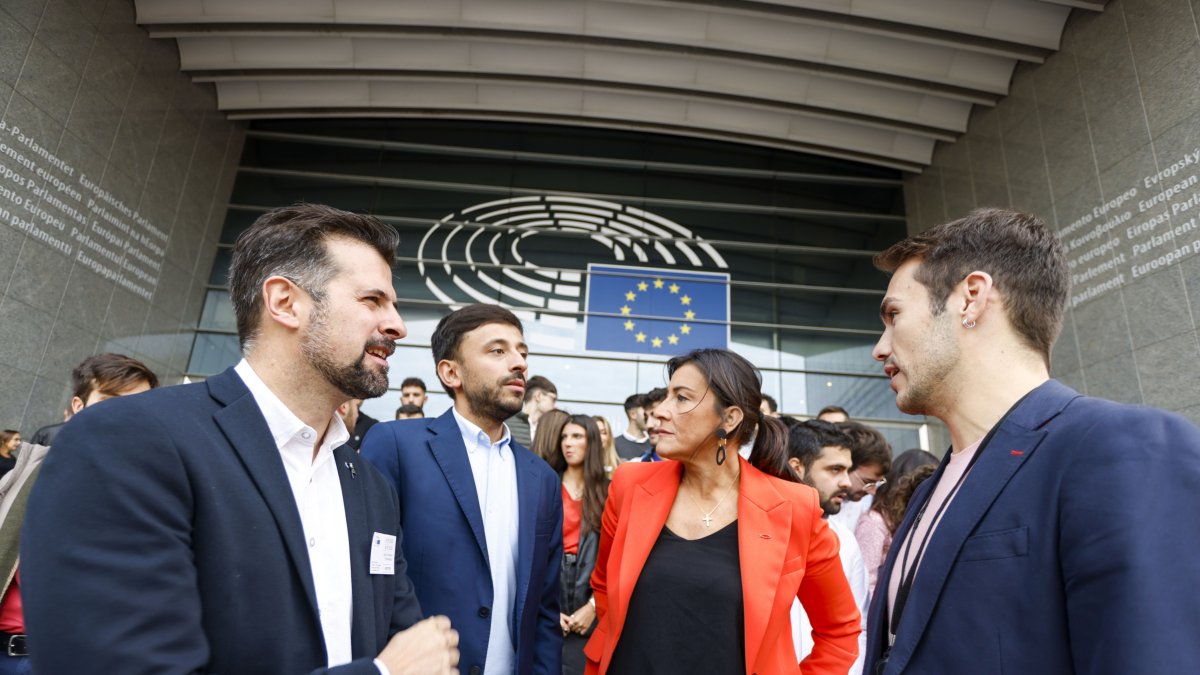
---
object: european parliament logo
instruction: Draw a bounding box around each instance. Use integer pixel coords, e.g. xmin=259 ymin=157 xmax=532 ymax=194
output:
xmin=584 ymin=264 xmax=730 ymax=355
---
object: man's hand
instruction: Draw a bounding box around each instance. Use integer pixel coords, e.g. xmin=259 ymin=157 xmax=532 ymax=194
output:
xmin=378 ymin=615 xmax=459 ymax=675
xmin=560 ymin=612 xmax=572 ymax=635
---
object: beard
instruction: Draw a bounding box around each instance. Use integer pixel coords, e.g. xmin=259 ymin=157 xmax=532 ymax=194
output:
xmin=895 ymin=311 xmax=960 ymax=416
xmin=802 ymin=475 xmax=845 ymax=517
xmin=301 ymin=302 xmax=391 ymax=400
xmin=462 ymin=371 xmax=525 ymax=423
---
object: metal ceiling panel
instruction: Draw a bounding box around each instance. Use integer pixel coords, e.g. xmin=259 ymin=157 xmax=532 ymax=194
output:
xmin=137 ymin=0 xmax=1099 ymax=171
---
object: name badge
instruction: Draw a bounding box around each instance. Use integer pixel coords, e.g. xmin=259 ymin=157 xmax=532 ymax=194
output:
xmin=370 ymin=532 xmax=396 ymax=575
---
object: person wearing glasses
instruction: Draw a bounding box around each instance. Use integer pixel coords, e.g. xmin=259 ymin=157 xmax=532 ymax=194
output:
xmin=785 ymin=419 xmax=871 ymax=675
xmin=829 ymin=421 xmax=893 ymax=533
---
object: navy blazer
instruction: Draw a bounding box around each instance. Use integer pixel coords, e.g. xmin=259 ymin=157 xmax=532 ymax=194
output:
xmin=361 ymin=409 xmax=563 ymax=675
xmin=21 ymin=368 xmax=423 ymax=674
xmin=864 ymin=380 xmax=1200 ymax=674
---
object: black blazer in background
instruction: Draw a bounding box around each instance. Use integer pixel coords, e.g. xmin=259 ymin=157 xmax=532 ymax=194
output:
xmin=20 ymin=367 xmax=423 ymax=674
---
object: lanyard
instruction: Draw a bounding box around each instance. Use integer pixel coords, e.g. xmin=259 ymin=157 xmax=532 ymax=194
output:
xmin=887 ymin=390 xmax=1032 ymax=644
xmin=888 ymin=441 xmax=983 ymax=643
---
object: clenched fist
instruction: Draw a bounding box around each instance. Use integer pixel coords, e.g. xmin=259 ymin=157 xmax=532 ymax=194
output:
xmin=378 ymin=615 xmax=460 ymax=675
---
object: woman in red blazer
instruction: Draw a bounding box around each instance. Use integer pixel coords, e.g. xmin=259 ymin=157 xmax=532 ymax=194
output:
xmin=584 ymin=349 xmax=860 ymax=675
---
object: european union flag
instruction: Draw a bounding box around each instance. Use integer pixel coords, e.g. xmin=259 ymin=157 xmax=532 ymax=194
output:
xmin=584 ymin=264 xmax=730 ymax=355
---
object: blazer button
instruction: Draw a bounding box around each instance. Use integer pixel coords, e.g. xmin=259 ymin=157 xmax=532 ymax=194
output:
xmin=469 ymin=667 xmax=482 ymax=675
xmin=478 ymin=606 xmax=490 ymax=618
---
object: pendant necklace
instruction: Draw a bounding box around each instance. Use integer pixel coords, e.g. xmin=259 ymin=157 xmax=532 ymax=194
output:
xmin=564 ymin=479 xmax=583 ymax=501
xmin=686 ymin=471 xmax=739 ymax=527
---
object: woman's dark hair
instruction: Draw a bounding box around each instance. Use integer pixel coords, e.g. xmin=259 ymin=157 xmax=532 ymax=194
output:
xmin=546 ymin=415 xmax=610 ymax=534
xmin=666 ymin=348 xmax=795 ymax=482
xmin=529 ymin=409 xmax=571 ymax=461
xmin=873 ymin=448 xmax=940 ymax=532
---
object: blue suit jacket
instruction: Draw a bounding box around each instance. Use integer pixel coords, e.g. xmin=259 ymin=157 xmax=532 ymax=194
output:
xmin=864 ymin=380 xmax=1200 ymax=674
xmin=361 ymin=409 xmax=563 ymax=675
xmin=20 ymin=368 xmax=423 ymax=674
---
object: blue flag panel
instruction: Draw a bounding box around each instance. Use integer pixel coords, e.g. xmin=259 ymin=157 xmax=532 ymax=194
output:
xmin=584 ymin=264 xmax=730 ymax=355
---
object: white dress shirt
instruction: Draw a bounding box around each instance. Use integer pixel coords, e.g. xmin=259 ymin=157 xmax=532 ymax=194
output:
xmin=234 ymin=361 xmax=357 ymax=669
xmin=829 ymin=493 xmax=872 ymax=532
xmin=453 ymin=408 xmax=520 ymax=675
xmin=792 ymin=516 xmax=871 ymax=675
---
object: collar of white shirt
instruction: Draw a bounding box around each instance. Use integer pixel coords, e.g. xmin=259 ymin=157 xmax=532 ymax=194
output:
xmin=233 ymin=360 xmax=350 ymax=457
xmin=452 ymin=407 xmax=513 ymax=455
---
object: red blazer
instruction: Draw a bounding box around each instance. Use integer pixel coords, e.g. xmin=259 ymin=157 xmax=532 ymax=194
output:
xmin=584 ymin=457 xmax=860 ymax=675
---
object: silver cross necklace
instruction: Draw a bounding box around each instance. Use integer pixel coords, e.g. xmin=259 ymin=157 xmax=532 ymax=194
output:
xmin=685 ymin=472 xmax=739 ymax=527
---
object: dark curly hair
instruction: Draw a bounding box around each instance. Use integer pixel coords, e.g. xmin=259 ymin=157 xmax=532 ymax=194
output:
xmin=878 ymin=464 xmax=938 ymax=534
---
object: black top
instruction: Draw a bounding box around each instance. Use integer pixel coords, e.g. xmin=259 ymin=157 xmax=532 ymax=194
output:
xmin=345 ymin=412 xmax=379 ymax=451
xmin=30 ymin=422 xmax=64 ymax=447
xmin=614 ymin=434 xmax=651 ymax=460
xmin=609 ymin=521 xmax=745 ymax=674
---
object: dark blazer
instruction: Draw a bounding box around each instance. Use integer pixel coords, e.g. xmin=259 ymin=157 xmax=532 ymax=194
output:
xmin=865 ymin=380 xmax=1200 ymax=674
xmin=360 ymin=409 xmax=564 ymax=675
xmin=20 ymin=367 xmax=423 ymax=674
xmin=560 ymin=528 xmax=598 ymax=615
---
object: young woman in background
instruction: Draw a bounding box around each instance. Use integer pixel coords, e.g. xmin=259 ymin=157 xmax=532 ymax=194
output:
xmin=546 ymin=414 xmax=611 ymax=675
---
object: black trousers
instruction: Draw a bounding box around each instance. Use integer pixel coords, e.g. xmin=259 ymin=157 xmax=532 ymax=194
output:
xmin=563 ymin=620 xmax=596 ymax=675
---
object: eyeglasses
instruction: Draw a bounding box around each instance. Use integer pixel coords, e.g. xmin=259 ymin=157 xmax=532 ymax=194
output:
xmin=853 ymin=471 xmax=887 ymax=493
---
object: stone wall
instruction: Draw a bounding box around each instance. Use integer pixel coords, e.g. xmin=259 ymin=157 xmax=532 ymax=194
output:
xmin=0 ymin=0 xmax=243 ymax=433
xmin=905 ymin=0 xmax=1200 ymax=425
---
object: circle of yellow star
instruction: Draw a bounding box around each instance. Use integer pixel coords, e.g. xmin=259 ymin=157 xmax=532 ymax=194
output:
xmin=680 ymin=324 xmax=692 ymax=335
xmin=668 ymin=283 xmax=680 ymax=294
xmin=680 ymin=295 xmax=691 ymax=306
xmin=653 ymin=278 xmax=664 ymax=289
xmin=684 ymin=310 xmax=695 ymax=320
xmin=620 ymin=306 xmax=632 ymax=316
xmin=637 ymin=281 xmax=649 ymax=291
xmin=635 ymin=332 xmax=647 ymax=343
xmin=624 ymin=320 xmax=635 ymax=331
xmin=668 ymin=334 xmax=679 ymax=345
xmin=651 ymin=337 xmax=663 ymax=348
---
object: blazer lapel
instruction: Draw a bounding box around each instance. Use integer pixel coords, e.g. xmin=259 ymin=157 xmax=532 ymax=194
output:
xmin=865 ymin=470 xmax=937 ymax=663
xmin=209 ymin=369 xmax=320 ymax=620
xmin=428 ymin=410 xmax=489 ymax=563
xmin=610 ymin=462 xmax=681 ymax=649
xmin=736 ymin=458 xmax=790 ymax=673
xmin=883 ymin=381 xmax=1078 ymax=674
xmin=336 ymin=445 xmax=374 ymax=658
xmin=511 ymin=446 xmax=542 ymax=642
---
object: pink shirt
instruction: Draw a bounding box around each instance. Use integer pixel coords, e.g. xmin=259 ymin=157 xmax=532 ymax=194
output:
xmin=854 ymin=508 xmax=891 ymax=592
xmin=887 ymin=437 xmax=982 ymax=624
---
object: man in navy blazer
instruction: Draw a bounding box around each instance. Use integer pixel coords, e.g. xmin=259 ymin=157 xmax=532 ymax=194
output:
xmin=865 ymin=208 xmax=1200 ymax=674
xmin=21 ymin=204 xmax=460 ymax=674
xmin=362 ymin=304 xmax=563 ymax=675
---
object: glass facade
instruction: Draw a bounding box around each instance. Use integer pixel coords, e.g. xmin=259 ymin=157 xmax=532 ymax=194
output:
xmin=190 ymin=120 xmax=934 ymax=452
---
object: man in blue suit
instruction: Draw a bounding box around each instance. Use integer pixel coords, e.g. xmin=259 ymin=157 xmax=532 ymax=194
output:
xmin=21 ymin=204 xmax=460 ymax=674
xmin=362 ymin=304 xmax=563 ymax=675
xmin=865 ymin=208 xmax=1200 ymax=674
